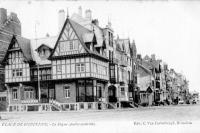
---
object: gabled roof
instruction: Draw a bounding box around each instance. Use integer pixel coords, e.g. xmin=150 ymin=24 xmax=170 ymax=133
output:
xmin=0 ymin=33 xmax=14 ymax=62
xmin=137 ymin=64 xmax=152 ymax=76
xmin=115 ymin=38 xmax=131 ymax=55
xmin=49 ymin=18 xmax=108 ymax=61
xmin=69 ymin=19 xmax=92 ymax=47
xmin=2 ymin=35 xmax=34 ymax=63
xmin=31 ymin=36 xmax=57 ymax=50
xmin=68 ymin=19 xmax=108 ymax=60
xmin=83 ymin=32 xmax=94 ymax=43
xmin=35 ymin=44 xmax=53 ymax=52
xmin=141 ymin=59 xmax=160 ymax=71
xmin=93 ymin=24 xmax=104 ymax=47
xmin=70 ymin=13 xmax=106 ymax=48
xmin=49 ymin=18 xmax=91 ymax=59
xmin=16 ymin=36 xmax=33 ymax=61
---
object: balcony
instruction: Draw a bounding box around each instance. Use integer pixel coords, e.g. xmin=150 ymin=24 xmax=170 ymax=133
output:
xmin=31 ymin=74 xmax=52 ymax=81
xmin=120 ymin=59 xmax=128 ymax=67
xmin=109 ymin=58 xmax=119 ymax=64
xmin=110 ymin=77 xmax=117 ymax=84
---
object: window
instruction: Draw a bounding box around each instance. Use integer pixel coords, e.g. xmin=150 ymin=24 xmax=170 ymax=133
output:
xmin=64 ymin=86 xmax=70 ymax=98
xmin=60 ymin=42 xmax=65 ymax=52
xmin=69 ymin=41 xmax=73 ymax=50
xmin=57 ymin=64 xmax=62 ymax=73
xmin=24 ymin=88 xmax=34 ymax=99
xmin=49 ymin=89 xmax=55 ymax=99
xmin=12 ymin=69 xmax=22 ymax=78
xmin=12 ymin=88 xmax=18 ymax=100
xmin=94 ymin=63 xmax=97 ymax=73
xmin=108 ymin=32 xmax=113 ymax=47
xmin=12 ymin=70 xmax=15 ymax=77
xmin=121 ymin=87 xmax=125 ymax=96
xmin=76 ymin=63 xmax=85 ymax=73
xmin=0 ymin=97 xmax=6 ymax=101
xmin=105 ymin=66 xmax=107 ymax=75
xmin=109 ymin=51 xmax=113 ymax=60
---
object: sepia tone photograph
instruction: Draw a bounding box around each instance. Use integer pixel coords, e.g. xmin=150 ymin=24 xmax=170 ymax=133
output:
xmin=0 ymin=0 xmax=199 ymax=133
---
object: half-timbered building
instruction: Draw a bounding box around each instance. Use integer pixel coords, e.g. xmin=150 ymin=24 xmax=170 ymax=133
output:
xmin=49 ymin=17 xmax=109 ymax=104
xmin=2 ymin=7 xmax=137 ymax=111
xmin=0 ymin=8 xmax=21 ymax=111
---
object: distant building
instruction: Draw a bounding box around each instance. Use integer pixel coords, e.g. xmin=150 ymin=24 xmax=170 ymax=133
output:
xmin=137 ymin=64 xmax=154 ymax=106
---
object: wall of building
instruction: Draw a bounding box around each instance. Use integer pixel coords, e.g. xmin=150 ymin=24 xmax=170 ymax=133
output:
xmin=52 ymin=57 xmax=108 ymax=81
xmin=55 ymin=82 xmax=76 ymax=103
xmin=5 ymin=50 xmax=30 ymax=83
xmin=8 ymin=85 xmax=36 ymax=104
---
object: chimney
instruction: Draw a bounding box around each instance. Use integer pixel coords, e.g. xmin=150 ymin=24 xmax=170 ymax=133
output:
xmin=78 ymin=6 xmax=82 ymax=17
xmin=0 ymin=8 xmax=7 ymax=24
xmin=137 ymin=54 xmax=142 ymax=64
xmin=85 ymin=9 xmax=92 ymax=20
xmin=10 ymin=12 xmax=20 ymax=24
xmin=58 ymin=9 xmax=65 ymax=33
xmin=164 ymin=64 xmax=168 ymax=70
xmin=92 ymin=19 xmax=99 ymax=26
xmin=151 ymin=54 xmax=156 ymax=60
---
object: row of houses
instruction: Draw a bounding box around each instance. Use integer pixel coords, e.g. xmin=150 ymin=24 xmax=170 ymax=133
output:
xmin=0 ymin=7 xmax=189 ymax=112
xmin=136 ymin=54 xmax=189 ymax=106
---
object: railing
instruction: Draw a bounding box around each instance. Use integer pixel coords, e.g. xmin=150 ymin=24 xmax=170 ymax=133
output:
xmin=77 ymin=96 xmax=97 ymax=102
xmin=110 ymin=58 xmax=119 ymax=64
xmin=21 ymin=99 xmax=39 ymax=104
xmin=120 ymin=59 xmax=128 ymax=67
xmin=107 ymin=102 xmax=117 ymax=109
xmin=31 ymin=74 xmax=52 ymax=81
xmin=8 ymin=99 xmax=118 ymax=112
xmin=49 ymin=99 xmax=100 ymax=111
xmin=49 ymin=99 xmax=62 ymax=111
xmin=8 ymin=103 xmax=51 ymax=112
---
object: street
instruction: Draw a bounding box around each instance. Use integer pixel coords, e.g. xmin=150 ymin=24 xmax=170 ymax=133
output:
xmin=1 ymin=104 xmax=200 ymax=133
xmin=1 ymin=104 xmax=200 ymax=122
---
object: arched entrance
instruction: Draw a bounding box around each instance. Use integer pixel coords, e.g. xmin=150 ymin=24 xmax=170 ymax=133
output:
xmin=108 ymin=85 xmax=117 ymax=103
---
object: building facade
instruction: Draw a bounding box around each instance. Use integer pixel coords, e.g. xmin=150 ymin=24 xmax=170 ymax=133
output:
xmin=2 ymin=7 xmax=136 ymax=111
xmin=0 ymin=8 xmax=21 ymax=111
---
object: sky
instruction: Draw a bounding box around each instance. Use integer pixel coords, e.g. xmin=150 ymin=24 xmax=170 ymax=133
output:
xmin=0 ymin=1 xmax=200 ymax=92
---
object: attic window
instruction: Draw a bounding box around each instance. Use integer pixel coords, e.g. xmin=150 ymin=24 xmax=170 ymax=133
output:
xmin=69 ymin=41 xmax=73 ymax=50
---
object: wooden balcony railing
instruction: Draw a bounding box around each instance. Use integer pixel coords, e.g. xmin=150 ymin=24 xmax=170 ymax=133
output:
xmin=31 ymin=74 xmax=52 ymax=81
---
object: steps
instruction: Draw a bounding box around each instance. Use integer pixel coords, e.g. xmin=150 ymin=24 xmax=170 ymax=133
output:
xmin=107 ymin=102 xmax=117 ymax=109
xmin=49 ymin=99 xmax=62 ymax=111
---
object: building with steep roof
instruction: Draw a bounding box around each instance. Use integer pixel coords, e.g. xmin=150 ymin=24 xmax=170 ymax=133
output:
xmin=137 ymin=64 xmax=154 ymax=106
xmin=2 ymin=7 xmax=137 ymax=111
xmin=0 ymin=8 xmax=21 ymax=111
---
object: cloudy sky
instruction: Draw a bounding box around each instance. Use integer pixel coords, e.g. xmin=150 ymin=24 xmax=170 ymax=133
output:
xmin=1 ymin=1 xmax=200 ymax=92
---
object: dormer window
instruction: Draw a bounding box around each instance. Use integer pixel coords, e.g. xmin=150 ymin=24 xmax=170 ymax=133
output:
xmin=108 ymin=31 xmax=113 ymax=47
xmin=40 ymin=49 xmax=45 ymax=56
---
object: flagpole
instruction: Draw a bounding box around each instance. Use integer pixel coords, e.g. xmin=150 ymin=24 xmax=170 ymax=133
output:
xmin=38 ymin=64 xmax=40 ymax=102
xmin=35 ymin=21 xmax=40 ymax=102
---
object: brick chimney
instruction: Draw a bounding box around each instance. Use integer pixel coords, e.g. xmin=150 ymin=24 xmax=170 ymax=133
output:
xmin=10 ymin=12 xmax=20 ymax=23
xmin=85 ymin=9 xmax=92 ymax=20
xmin=58 ymin=9 xmax=65 ymax=33
xmin=0 ymin=8 xmax=7 ymax=24
xmin=151 ymin=54 xmax=156 ymax=61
